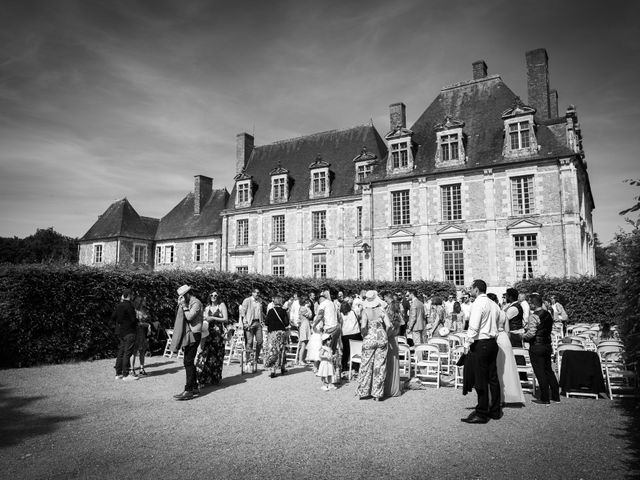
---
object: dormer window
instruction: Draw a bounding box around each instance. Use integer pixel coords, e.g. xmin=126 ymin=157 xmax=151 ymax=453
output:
xmin=353 ymin=146 xmax=377 ymax=189
xmin=434 ymin=116 xmax=466 ymax=168
xmin=391 ymin=142 xmax=409 ymax=169
xmin=269 ymin=165 xmax=289 ymax=204
xmin=502 ymin=98 xmax=539 ymax=157
xmin=309 ymin=154 xmax=330 ymax=199
xmin=234 ymin=171 xmax=252 ymax=208
xmin=384 ymin=116 xmax=414 ymax=173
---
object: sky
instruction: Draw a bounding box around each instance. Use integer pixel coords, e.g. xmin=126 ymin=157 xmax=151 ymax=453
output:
xmin=1 ymin=0 xmax=639 ymax=244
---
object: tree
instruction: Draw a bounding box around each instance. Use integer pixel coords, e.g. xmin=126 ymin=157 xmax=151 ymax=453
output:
xmin=0 ymin=228 xmax=78 ymax=264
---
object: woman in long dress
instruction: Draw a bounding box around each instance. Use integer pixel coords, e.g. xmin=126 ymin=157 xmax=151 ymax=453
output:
xmin=196 ymin=291 xmax=228 ymax=387
xmin=383 ymin=293 xmax=402 ymax=397
xmin=263 ymin=296 xmax=290 ymax=378
xmin=489 ymin=294 xmax=525 ymax=405
xmin=356 ymin=291 xmax=392 ymax=401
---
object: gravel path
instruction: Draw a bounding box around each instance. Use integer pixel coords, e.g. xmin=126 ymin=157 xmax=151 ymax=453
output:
xmin=0 ymin=357 xmax=637 ymax=480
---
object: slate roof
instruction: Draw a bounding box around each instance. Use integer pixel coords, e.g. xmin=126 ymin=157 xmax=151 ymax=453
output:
xmin=370 ymin=75 xmax=575 ymax=182
xmin=155 ymin=188 xmax=228 ymax=241
xmin=230 ymin=124 xmax=388 ymax=209
xmin=81 ymin=198 xmax=159 ymax=242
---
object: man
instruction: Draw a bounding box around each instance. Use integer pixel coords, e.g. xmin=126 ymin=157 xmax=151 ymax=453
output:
xmin=334 ymin=291 xmax=344 ymax=313
xmin=173 ymin=284 xmax=203 ymax=401
xmin=444 ymin=294 xmax=456 ymax=316
xmin=288 ymin=293 xmax=300 ymax=330
xmin=352 ymin=290 xmax=365 ymax=319
xmin=518 ymin=293 xmax=531 ymax=325
xmin=462 ymin=279 xmax=501 ymax=424
xmin=308 ymin=291 xmax=318 ymax=317
xmin=407 ymin=291 xmax=425 ymax=346
xmin=524 ymin=293 xmax=560 ymax=405
xmin=460 ymin=293 xmax=472 ymax=330
xmin=504 ymin=288 xmax=525 ymax=347
xmin=317 ymin=289 xmax=340 ymax=352
xmin=112 ymin=288 xmax=138 ymax=381
xmin=240 ymin=288 xmax=264 ymax=366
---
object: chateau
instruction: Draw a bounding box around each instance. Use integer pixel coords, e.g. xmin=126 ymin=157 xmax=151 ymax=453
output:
xmin=79 ymin=48 xmax=596 ymax=289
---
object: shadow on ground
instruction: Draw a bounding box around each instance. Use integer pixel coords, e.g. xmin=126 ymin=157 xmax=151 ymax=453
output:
xmin=611 ymin=399 xmax=640 ymax=479
xmin=0 ymin=384 xmax=80 ymax=448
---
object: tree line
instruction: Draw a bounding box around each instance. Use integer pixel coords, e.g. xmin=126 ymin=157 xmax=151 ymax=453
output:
xmin=0 ymin=227 xmax=79 ymax=264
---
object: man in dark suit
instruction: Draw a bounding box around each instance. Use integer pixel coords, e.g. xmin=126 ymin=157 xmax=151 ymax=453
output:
xmin=112 ymin=288 xmax=138 ymax=381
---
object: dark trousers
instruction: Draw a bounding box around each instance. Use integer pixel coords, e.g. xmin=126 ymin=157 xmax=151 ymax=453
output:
xmin=470 ymin=338 xmax=500 ymax=419
xmin=115 ymin=333 xmax=136 ymax=376
xmin=341 ymin=333 xmax=363 ymax=371
xmin=244 ymin=324 xmax=263 ymax=362
xmin=183 ymin=333 xmax=201 ymax=392
xmin=529 ymin=343 xmax=560 ymax=402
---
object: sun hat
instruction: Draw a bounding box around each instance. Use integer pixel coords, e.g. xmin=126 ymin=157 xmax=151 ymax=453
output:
xmin=363 ymin=290 xmax=380 ymax=308
xmin=321 ymin=333 xmax=331 ymax=341
xmin=177 ymin=285 xmax=191 ymax=296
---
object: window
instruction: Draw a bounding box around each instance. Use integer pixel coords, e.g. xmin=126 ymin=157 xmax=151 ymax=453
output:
xmin=443 ymin=239 xmax=464 ymax=286
xmin=93 ymin=244 xmax=103 ymax=263
xmin=514 ymin=234 xmax=538 ymax=279
xmin=272 ymin=255 xmax=285 ymax=277
xmin=157 ymin=245 xmax=174 ymax=264
xmin=356 ymin=164 xmax=372 ymax=183
xmin=312 ymin=171 xmax=327 ymax=195
xmin=194 ymin=242 xmax=204 ymax=262
xmin=134 ymin=244 xmax=147 ymax=263
xmin=356 ymin=206 xmax=362 ymax=237
xmin=391 ymin=190 xmax=410 ymax=226
xmin=207 ymin=242 xmax=214 ymax=262
xmin=236 ymin=266 xmax=248 ymax=273
xmin=440 ymin=134 xmax=459 ymax=161
xmin=155 ymin=246 xmax=160 ymax=264
xmin=357 ymin=250 xmax=364 ymax=280
xmin=511 ymin=175 xmax=534 ymax=215
xmin=272 ymin=177 xmax=286 ymax=202
xmin=312 ymin=211 xmax=327 ymax=240
xmin=237 ymin=219 xmax=249 ymax=246
xmin=312 ymin=253 xmax=327 ymax=278
xmin=441 ymin=184 xmax=462 ymax=221
xmin=392 ymin=242 xmax=412 ymax=281
xmin=509 ymin=121 xmax=530 ymax=150
xmin=237 ymin=182 xmax=250 ymax=203
xmin=272 ymin=215 xmax=285 ymax=243
xmin=391 ymin=142 xmax=409 ymax=168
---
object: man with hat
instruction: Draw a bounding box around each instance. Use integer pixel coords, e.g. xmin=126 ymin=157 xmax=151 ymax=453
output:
xmin=173 ymin=284 xmax=203 ymax=401
xmin=240 ymin=288 xmax=264 ymax=367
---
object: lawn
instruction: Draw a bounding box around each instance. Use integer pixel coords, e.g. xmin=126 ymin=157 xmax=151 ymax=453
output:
xmin=0 ymin=356 xmax=638 ymax=479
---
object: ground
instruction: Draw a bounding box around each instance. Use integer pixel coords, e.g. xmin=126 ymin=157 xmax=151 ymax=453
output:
xmin=0 ymin=357 xmax=638 ymax=480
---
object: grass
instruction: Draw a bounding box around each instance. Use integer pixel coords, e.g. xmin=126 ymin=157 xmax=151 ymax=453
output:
xmin=0 ymin=356 xmax=637 ymax=479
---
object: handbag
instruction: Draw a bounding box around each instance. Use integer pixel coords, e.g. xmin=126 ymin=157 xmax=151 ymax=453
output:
xmin=438 ymin=326 xmax=450 ymax=337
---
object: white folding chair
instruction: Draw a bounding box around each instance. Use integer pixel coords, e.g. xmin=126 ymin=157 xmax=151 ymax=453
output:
xmin=556 ymin=343 xmax=584 ymax=375
xmin=413 ymin=344 xmax=441 ymax=388
xmin=348 ymin=340 xmax=363 ymax=381
xmin=512 ymin=347 xmax=536 ymax=394
xmin=427 ymin=338 xmax=451 ymax=375
xmin=398 ymin=343 xmax=412 ymax=380
xmin=163 ymin=328 xmax=184 ymax=359
xmin=451 ymin=345 xmax=465 ymax=389
xmin=397 ymin=336 xmax=408 ymax=345
xmin=603 ymin=352 xmax=638 ymax=399
xmin=225 ymin=328 xmax=245 ymax=366
xmin=447 ymin=334 xmax=462 ymax=350
xmin=285 ymin=330 xmax=299 ymax=366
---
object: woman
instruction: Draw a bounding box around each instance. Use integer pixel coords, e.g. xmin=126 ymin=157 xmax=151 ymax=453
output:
xmin=131 ymin=295 xmax=150 ymax=376
xmin=340 ymin=298 xmax=361 ymax=374
xmin=488 ymin=293 xmax=525 ymax=405
xmin=196 ymin=291 xmax=228 ymax=387
xmin=356 ymin=291 xmax=392 ymax=401
xmin=450 ymin=301 xmax=463 ymax=333
xmin=263 ymin=296 xmax=290 ymax=378
xmin=384 ymin=293 xmax=402 ymax=398
xmin=295 ymin=298 xmax=313 ymax=365
xmin=429 ymin=296 xmax=447 ymax=338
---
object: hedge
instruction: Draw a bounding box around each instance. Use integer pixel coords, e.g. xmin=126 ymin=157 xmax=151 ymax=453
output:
xmin=0 ymin=264 xmax=455 ymax=368
xmin=514 ymin=276 xmax=620 ymax=326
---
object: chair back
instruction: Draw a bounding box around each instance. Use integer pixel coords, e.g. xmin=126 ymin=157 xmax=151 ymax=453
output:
xmin=349 ymin=340 xmax=363 ymax=360
xmin=597 ymin=340 xmax=624 ymax=348
xmin=427 ymin=337 xmax=450 ymax=352
xmin=398 ymin=343 xmax=412 ymax=379
xmin=414 ymin=344 xmax=440 ymax=361
xmin=397 ymin=336 xmax=408 ymax=345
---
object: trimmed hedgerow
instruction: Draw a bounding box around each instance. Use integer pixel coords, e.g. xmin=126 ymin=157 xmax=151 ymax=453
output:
xmin=0 ymin=264 xmax=455 ymax=368
xmin=514 ymin=276 xmax=620 ymax=326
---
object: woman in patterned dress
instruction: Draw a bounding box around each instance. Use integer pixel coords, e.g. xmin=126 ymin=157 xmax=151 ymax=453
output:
xmin=196 ymin=291 xmax=228 ymax=387
xmin=263 ymin=296 xmax=290 ymax=378
xmin=356 ymin=291 xmax=393 ymax=401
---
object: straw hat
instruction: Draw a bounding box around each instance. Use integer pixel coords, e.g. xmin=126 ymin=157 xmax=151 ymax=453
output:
xmin=177 ymin=285 xmax=191 ymax=296
xmin=363 ymin=290 xmax=381 ymax=308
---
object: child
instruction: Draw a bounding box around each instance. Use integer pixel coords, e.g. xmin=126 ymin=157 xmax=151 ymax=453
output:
xmin=317 ymin=334 xmax=336 ymax=390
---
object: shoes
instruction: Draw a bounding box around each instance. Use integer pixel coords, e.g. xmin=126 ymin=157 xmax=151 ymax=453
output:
xmin=173 ymin=391 xmax=187 ymax=399
xmin=359 ymin=395 xmax=372 ymax=400
xmin=269 ymin=372 xmax=276 ymax=378
xmin=532 ymin=399 xmax=550 ymax=405
xmin=489 ymin=411 xmax=503 ymax=420
xmin=281 ymin=368 xmax=287 ymax=375
xmin=175 ymin=391 xmax=194 ymax=401
xmin=551 ymin=398 xmax=561 ymax=403
xmin=321 ymin=385 xmax=329 ymax=391
xmin=373 ymin=396 xmax=384 ymax=402
xmin=138 ymin=368 xmax=148 ymax=376
xmin=192 ymin=388 xmax=200 ymax=397
xmin=122 ymin=375 xmax=139 ymax=382
xmin=461 ymin=412 xmax=489 ymax=424
xmin=115 ymin=375 xmax=123 ymax=380
xmin=327 ymin=384 xmax=337 ymax=390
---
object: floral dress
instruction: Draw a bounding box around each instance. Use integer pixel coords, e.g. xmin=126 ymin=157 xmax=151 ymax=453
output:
xmin=355 ymin=306 xmax=389 ymax=399
xmin=196 ymin=306 xmax=226 ymax=386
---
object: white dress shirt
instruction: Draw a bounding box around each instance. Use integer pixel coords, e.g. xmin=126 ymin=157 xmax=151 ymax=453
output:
xmin=467 ymin=294 xmax=500 ymax=342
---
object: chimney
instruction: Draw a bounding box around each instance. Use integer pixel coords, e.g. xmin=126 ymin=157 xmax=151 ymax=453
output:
xmin=236 ymin=132 xmax=254 ymax=174
xmin=389 ymin=102 xmax=406 ymax=130
xmin=194 ymin=175 xmax=213 ymax=215
xmin=472 ymin=60 xmax=488 ymax=80
xmin=526 ymin=48 xmax=551 ymax=119
xmin=549 ymin=89 xmax=559 ymax=118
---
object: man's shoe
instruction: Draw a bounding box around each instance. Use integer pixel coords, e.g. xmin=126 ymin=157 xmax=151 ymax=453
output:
xmin=489 ymin=411 xmax=503 ymax=420
xmin=115 ymin=375 xmax=123 ymax=380
xmin=173 ymin=391 xmax=187 ymax=399
xmin=122 ymin=375 xmax=139 ymax=382
xmin=175 ymin=391 xmax=194 ymax=401
xmin=551 ymin=398 xmax=561 ymax=403
xmin=138 ymin=368 xmax=148 ymax=376
xmin=532 ymin=399 xmax=550 ymax=405
xmin=461 ymin=412 xmax=489 ymax=424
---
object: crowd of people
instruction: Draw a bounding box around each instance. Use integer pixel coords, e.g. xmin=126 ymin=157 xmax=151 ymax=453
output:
xmin=109 ymin=281 xmax=581 ymax=410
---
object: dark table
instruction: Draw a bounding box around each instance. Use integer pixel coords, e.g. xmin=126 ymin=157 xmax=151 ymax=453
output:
xmin=559 ymin=350 xmax=606 ymax=396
